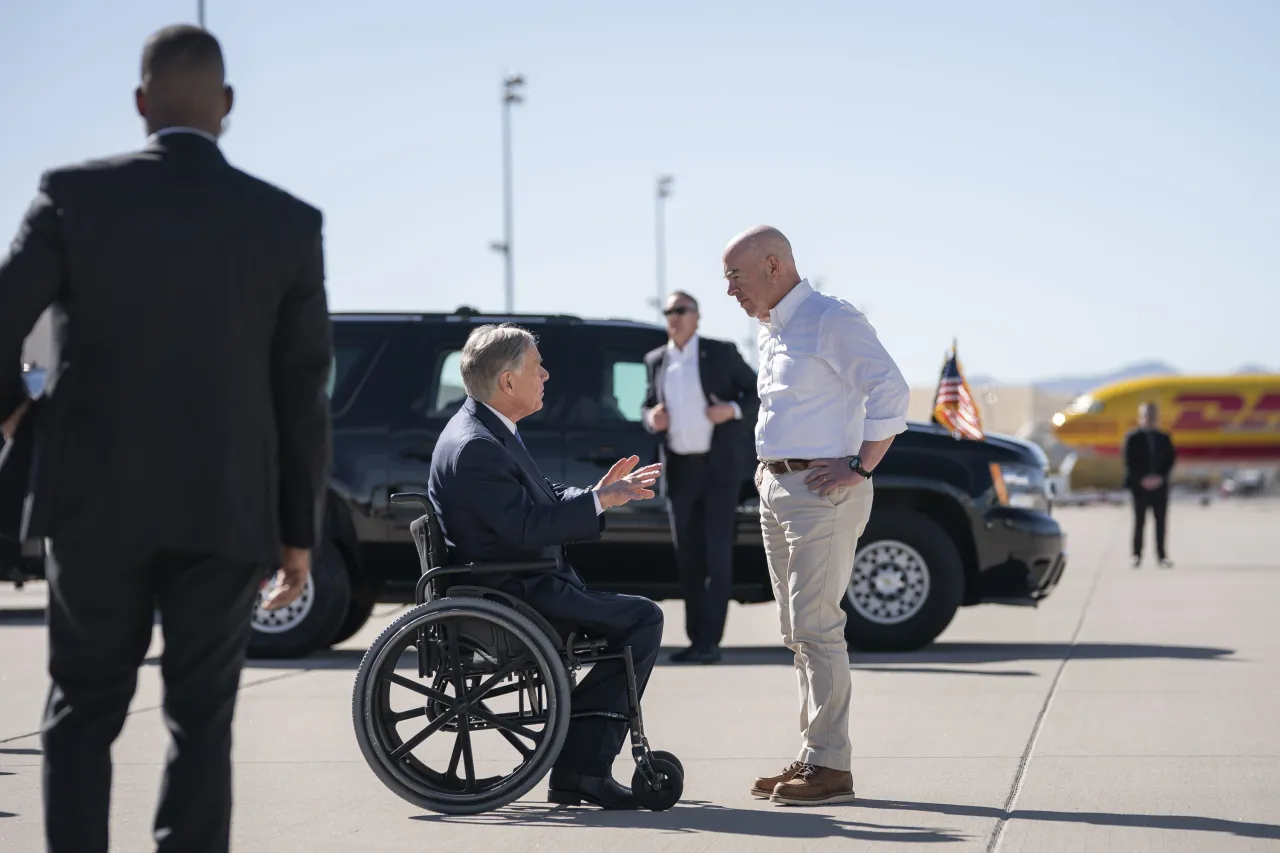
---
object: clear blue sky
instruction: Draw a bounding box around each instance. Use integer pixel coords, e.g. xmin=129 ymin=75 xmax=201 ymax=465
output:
xmin=2 ymin=0 xmax=1277 ymax=386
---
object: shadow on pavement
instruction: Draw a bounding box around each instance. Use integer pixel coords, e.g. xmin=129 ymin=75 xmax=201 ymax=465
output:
xmin=230 ymin=640 xmax=1237 ymax=671
xmin=655 ymin=642 xmax=1237 ymax=667
xmin=0 ymin=608 xmax=45 ymax=625
xmin=859 ymin=798 xmax=1280 ymax=842
xmin=412 ymin=799 xmax=970 ymax=843
xmin=0 ymin=748 xmax=41 ymax=755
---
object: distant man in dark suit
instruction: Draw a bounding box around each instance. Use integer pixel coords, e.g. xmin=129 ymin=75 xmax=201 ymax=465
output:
xmin=428 ymin=323 xmax=665 ymax=810
xmin=640 ymin=290 xmax=758 ymax=664
xmin=1123 ymin=401 xmax=1177 ymax=568
xmin=0 ymin=26 xmax=332 ymax=853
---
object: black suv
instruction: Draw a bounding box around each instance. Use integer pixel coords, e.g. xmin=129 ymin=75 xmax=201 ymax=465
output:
xmin=0 ymin=311 xmax=1067 ymax=655
xmin=236 ymin=307 xmax=1067 ymax=658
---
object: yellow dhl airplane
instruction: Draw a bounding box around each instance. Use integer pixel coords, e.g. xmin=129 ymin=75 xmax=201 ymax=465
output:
xmin=1051 ymin=374 xmax=1280 ymax=485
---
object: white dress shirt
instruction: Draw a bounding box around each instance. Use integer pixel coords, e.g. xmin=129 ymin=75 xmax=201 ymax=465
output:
xmin=646 ymin=334 xmax=741 ymax=454
xmin=146 ymin=126 xmax=220 ymax=145
xmin=755 ymin=280 xmax=909 ymax=461
xmin=483 ymin=402 xmax=603 ymax=514
xmin=660 ymin=334 xmax=715 ymax=455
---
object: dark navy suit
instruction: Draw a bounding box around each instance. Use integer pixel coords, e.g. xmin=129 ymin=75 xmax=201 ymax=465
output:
xmin=428 ymin=397 xmax=664 ymax=775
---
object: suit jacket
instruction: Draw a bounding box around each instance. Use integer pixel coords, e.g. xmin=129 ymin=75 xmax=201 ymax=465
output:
xmin=427 ymin=396 xmax=605 ymax=589
xmin=0 ymin=132 xmax=333 ymax=566
xmin=640 ymin=335 xmax=759 ymax=479
xmin=1122 ymin=427 xmax=1176 ymax=490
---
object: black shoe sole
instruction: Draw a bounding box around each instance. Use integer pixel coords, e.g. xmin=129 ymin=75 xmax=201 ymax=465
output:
xmin=547 ymin=789 xmax=639 ymax=810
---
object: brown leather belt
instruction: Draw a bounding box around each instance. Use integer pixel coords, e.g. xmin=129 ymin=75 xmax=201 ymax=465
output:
xmin=760 ymin=458 xmax=818 ymax=475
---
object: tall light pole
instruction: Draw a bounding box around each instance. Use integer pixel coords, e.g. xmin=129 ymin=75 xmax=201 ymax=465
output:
xmin=654 ymin=175 xmax=673 ymax=322
xmin=489 ymin=74 xmax=524 ymax=313
xmin=197 ymin=0 xmax=205 ymax=27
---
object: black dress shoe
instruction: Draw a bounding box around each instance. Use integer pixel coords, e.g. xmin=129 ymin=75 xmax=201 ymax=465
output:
xmin=547 ymin=770 xmax=639 ymax=809
xmin=686 ymin=646 xmax=721 ymax=664
xmin=670 ymin=645 xmax=721 ymax=664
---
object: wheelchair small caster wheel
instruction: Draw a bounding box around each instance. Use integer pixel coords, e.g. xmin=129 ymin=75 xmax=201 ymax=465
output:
xmin=632 ymin=753 xmax=683 ymax=811
xmin=651 ymin=750 xmax=683 ymax=779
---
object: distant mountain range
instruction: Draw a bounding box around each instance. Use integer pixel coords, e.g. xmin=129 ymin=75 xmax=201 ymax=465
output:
xmin=966 ymin=361 xmax=1276 ymax=398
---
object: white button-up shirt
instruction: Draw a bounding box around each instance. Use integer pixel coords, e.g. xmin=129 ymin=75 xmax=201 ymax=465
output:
xmin=755 ymin=280 xmax=909 ymax=460
xmin=661 ymin=334 xmax=715 ymax=455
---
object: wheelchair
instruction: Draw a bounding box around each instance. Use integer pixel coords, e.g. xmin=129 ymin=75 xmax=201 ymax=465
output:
xmin=351 ymin=492 xmax=685 ymax=815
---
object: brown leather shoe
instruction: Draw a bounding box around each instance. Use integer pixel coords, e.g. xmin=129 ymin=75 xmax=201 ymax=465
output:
xmin=770 ymin=763 xmax=856 ymax=806
xmin=750 ymin=761 xmax=803 ymax=798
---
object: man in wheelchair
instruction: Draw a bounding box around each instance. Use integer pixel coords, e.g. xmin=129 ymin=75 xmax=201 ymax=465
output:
xmin=427 ymin=322 xmax=666 ymax=810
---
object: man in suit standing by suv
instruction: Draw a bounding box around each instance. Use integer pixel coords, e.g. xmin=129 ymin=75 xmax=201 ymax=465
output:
xmin=641 ymin=290 xmax=758 ymax=664
xmin=1124 ymin=401 xmax=1176 ymax=568
xmin=0 ymin=26 xmax=332 ymax=853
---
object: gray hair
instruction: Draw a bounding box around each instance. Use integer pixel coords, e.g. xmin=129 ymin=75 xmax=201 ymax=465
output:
xmin=459 ymin=323 xmax=537 ymax=400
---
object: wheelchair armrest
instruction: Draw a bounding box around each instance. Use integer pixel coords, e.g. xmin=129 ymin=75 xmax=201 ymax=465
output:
xmin=463 ymin=559 xmax=560 ymax=576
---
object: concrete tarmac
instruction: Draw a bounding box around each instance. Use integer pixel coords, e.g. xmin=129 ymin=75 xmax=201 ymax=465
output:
xmin=2 ymin=500 xmax=1279 ymax=852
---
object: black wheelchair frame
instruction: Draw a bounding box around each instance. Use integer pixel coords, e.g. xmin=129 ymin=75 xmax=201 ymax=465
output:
xmin=350 ymin=492 xmax=683 ymax=815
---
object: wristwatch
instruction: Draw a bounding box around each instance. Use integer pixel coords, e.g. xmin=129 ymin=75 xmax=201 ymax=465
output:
xmin=847 ymin=456 xmax=873 ymax=478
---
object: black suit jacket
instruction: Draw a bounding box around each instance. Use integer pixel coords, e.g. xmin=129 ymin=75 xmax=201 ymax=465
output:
xmin=427 ymin=397 xmax=605 ymax=589
xmin=640 ymin=335 xmax=759 ymax=479
xmin=0 ymin=132 xmax=332 ymax=566
xmin=1122 ymin=427 xmax=1177 ymax=490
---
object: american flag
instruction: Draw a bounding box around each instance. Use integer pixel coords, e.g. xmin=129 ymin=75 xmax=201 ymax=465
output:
xmin=932 ymin=342 xmax=984 ymax=440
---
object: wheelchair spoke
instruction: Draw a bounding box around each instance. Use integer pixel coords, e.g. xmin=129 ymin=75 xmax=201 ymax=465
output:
xmin=385 ymin=672 xmax=452 ymax=706
xmin=389 ymin=705 xmax=460 ymax=761
xmin=465 ymin=654 xmax=532 ymax=704
xmin=387 ymin=706 xmax=428 ymax=724
xmin=471 ymin=701 xmax=544 ymax=746
xmin=446 ymin=620 xmax=478 ymax=792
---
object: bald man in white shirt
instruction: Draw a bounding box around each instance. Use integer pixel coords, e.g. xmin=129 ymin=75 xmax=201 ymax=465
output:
xmin=724 ymin=225 xmax=910 ymax=807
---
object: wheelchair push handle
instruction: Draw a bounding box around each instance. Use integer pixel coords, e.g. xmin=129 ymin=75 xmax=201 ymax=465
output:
xmin=391 ymin=491 xmax=432 ymax=518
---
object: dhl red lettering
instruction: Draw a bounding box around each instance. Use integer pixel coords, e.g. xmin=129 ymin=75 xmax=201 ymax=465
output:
xmin=1172 ymin=393 xmax=1244 ymax=431
xmin=1235 ymin=392 xmax=1280 ymax=431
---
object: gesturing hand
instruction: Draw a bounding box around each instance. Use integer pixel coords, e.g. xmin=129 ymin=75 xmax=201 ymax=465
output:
xmin=803 ymin=457 xmax=864 ymax=497
xmin=705 ymin=394 xmax=737 ymax=425
xmin=597 ymin=454 xmax=640 ymax=490
xmin=648 ymin=403 xmax=669 ymax=432
xmin=595 ymin=457 xmax=663 ymax=509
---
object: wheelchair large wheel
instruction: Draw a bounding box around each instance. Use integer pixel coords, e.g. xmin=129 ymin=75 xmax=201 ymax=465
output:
xmin=352 ymin=597 xmax=572 ymax=814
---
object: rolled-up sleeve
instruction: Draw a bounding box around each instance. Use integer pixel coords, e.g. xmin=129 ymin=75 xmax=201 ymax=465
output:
xmin=820 ymin=306 xmax=910 ymax=441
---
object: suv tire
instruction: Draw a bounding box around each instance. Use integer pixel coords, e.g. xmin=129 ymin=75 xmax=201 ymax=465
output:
xmin=247 ymin=538 xmax=351 ymax=659
xmin=841 ymin=509 xmax=963 ymax=652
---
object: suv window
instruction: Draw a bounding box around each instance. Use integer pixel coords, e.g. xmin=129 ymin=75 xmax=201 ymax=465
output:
xmin=608 ymin=359 xmax=648 ymax=423
xmin=410 ymin=340 xmax=558 ymax=424
xmin=562 ymin=326 xmax=665 ymax=427
xmin=430 ymin=349 xmax=468 ymax=418
xmin=329 ymin=321 xmax=391 ymax=415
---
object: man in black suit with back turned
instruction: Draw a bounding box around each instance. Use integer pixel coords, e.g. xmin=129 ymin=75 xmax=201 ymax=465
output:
xmin=641 ymin=290 xmax=759 ymax=664
xmin=429 ymin=323 xmax=666 ymax=809
xmin=0 ymin=26 xmax=332 ymax=853
xmin=1124 ymin=401 xmax=1177 ymax=568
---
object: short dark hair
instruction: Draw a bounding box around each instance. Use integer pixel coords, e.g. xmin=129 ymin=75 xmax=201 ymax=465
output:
xmin=668 ymin=290 xmax=699 ymax=311
xmin=141 ymin=25 xmax=225 ymax=83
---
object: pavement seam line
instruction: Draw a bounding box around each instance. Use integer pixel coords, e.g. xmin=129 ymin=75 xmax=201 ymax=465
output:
xmin=0 ymin=668 xmax=316 ymax=746
xmin=985 ymin=514 xmax=1118 ymax=853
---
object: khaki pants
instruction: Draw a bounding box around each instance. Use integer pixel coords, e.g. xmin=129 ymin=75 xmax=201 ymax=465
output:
xmin=757 ymin=466 xmax=874 ymax=771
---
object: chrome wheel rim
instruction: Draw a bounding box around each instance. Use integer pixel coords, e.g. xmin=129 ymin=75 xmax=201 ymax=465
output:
xmin=847 ymin=540 xmax=931 ymax=625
